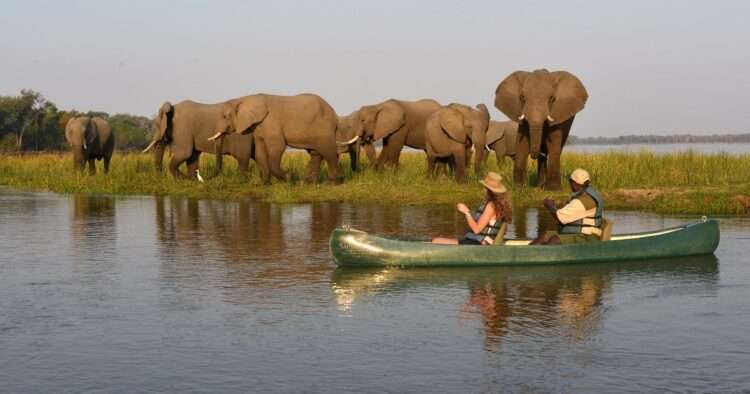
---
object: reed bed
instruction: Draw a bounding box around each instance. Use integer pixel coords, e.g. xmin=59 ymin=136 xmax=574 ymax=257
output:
xmin=1 ymin=150 xmax=749 ymax=215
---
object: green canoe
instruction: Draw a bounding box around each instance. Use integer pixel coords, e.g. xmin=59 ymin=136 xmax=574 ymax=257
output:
xmin=329 ymin=219 xmax=720 ymax=267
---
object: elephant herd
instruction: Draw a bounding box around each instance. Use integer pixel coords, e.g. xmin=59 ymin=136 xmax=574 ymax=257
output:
xmin=66 ymin=68 xmax=588 ymax=190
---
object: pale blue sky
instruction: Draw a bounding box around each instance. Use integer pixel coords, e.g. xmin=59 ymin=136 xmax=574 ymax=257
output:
xmin=1 ymin=0 xmax=748 ymax=136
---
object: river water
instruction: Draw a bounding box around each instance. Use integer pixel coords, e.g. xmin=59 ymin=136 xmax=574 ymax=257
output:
xmin=1 ymin=188 xmax=749 ymax=393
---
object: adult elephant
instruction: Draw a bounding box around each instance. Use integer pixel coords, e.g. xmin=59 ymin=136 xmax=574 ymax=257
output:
xmin=65 ymin=116 xmax=114 ymax=174
xmin=494 ymin=69 xmax=588 ymax=190
xmin=208 ymin=93 xmax=341 ymax=184
xmin=424 ymin=103 xmax=490 ymax=182
xmin=335 ymin=110 xmax=372 ymax=172
xmin=483 ymin=120 xmax=518 ymax=169
xmin=351 ymin=99 xmax=442 ymax=170
xmin=143 ymin=101 xmax=255 ymax=180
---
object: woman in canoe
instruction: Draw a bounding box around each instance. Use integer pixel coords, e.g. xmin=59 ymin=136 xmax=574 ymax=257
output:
xmin=432 ymin=172 xmax=512 ymax=245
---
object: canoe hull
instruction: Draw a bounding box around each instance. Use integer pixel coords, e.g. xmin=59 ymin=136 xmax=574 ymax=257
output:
xmin=329 ymin=220 xmax=720 ymax=267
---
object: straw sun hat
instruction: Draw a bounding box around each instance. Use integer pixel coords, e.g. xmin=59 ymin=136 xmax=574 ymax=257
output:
xmin=480 ymin=172 xmax=507 ymax=193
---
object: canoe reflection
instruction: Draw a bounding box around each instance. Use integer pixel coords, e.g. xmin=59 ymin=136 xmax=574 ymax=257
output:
xmin=331 ymin=255 xmax=718 ymax=346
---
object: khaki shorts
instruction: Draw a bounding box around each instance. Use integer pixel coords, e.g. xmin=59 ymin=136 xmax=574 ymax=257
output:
xmin=545 ymin=230 xmax=601 ymax=244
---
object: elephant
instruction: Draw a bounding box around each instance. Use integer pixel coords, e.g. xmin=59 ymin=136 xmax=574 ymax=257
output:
xmin=350 ymin=99 xmax=442 ymax=170
xmin=208 ymin=93 xmax=341 ymax=184
xmin=335 ymin=110 xmax=374 ymax=172
xmin=483 ymin=120 xmax=518 ymax=169
xmin=65 ymin=116 xmax=114 ymax=174
xmin=143 ymin=100 xmax=255 ymax=180
xmin=424 ymin=103 xmax=490 ymax=182
xmin=494 ymin=69 xmax=588 ymax=190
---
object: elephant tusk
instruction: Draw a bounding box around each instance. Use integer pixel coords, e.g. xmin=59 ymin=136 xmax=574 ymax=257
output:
xmin=336 ymin=135 xmax=359 ymax=146
xmin=538 ymin=152 xmax=547 ymax=159
xmin=547 ymin=114 xmax=555 ymax=123
xmin=196 ymin=169 xmax=205 ymax=183
xmin=485 ymin=144 xmax=492 ymax=152
xmin=142 ymin=140 xmax=158 ymax=153
xmin=518 ymin=114 xmax=525 ymax=121
xmin=207 ymin=131 xmax=225 ymax=141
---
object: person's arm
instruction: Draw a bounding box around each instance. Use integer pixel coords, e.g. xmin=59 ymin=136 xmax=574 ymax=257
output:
xmin=462 ymin=203 xmax=496 ymax=234
xmin=543 ymin=197 xmax=559 ymax=222
xmin=554 ymin=199 xmax=588 ymax=224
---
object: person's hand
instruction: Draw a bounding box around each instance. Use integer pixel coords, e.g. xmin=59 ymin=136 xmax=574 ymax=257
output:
xmin=456 ymin=203 xmax=470 ymax=215
xmin=543 ymin=197 xmax=556 ymax=211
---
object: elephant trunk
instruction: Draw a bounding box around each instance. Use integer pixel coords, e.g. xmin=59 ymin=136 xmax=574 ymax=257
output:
xmin=473 ymin=141 xmax=485 ymax=175
xmin=349 ymin=140 xmax=359 ymax=172
xmin=73 ymin=147 xmax=86 ymax=171
xmin=528 ymin=123 xmax=544 ymax=160
xmin=152 ymin=142 xmax=165 ymax=172
xmin=209 ymin=135 xmax=225 ymax=179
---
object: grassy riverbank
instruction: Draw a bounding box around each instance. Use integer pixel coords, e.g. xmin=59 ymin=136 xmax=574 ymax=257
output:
xmin=1 ymin=151 xmax=749 ymax=215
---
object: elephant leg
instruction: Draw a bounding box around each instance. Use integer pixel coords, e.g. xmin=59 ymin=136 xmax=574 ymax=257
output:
xmin=185 ymin=151 xmax=200 ymax=180
xmin=255 ymin=138 xmax=271 ymax=184
xmin=514 ymin=129 xmax=530 ymax=185
xmin=88 ymin=159 xmax=96 ymax=175
xmin=426 ymin=156 xmax=437 ymax=177
xmin=544 ymin=130 xmax=564 ymax=191
xmin=169 ymin=147 xmax=193 ymax=179
xmin=363 ymin=143 xmax=376 ymax=167
xmin=453 ymin=148 xmax=467 ymax=183
xmin=377 ymin=130 xmax=406 ymax=170
xmin=306 ymin=150 xmax=323 ymax=182
xmin=322 ymin=151 xmax=341 ymax=184
xmin=495 ymin=150 xmax=505 ymax=171
xmin=237 ymin=156 xmax=250 ymax=177
xmin=104 ymin=156 xmax=111 ymax=174
xmin=262 ymin=134 xmax=287 ymax=181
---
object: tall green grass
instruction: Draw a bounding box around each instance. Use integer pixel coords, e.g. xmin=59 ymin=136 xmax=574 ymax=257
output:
xmin=1 ymin=150 xmax=749 ymax=214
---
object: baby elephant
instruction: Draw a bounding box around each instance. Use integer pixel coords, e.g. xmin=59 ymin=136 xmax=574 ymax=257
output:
xmin=483 ymin=120 xmax=518 ymax=169
xmin=65 ymin=116 xmax=115 ymax=174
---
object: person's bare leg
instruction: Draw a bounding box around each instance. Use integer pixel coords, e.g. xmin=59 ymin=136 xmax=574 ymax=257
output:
xmin=432 ymin=237 xmax=459 ymax=245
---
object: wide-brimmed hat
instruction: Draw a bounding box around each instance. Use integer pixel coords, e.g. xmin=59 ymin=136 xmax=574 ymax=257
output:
xmin=480 ymin=172 xmax=507 ymax=193
xmin=569 ymin=168 xmax=590 ymax=185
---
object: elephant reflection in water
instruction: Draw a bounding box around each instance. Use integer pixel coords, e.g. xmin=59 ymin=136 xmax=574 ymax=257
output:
xmin=511 ymin=207 xmax=559 ymax=239
xmin=155 ymin=197 xmax=287 ymax=264
xmin=70 ymin=194 xmax=117 ymax=276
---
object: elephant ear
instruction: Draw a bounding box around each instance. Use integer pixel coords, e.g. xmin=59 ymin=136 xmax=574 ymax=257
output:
xmin=438 ymin=108 xmax=467 ymax=143
xmin=64 ymin=117 xmax=76 ymax=146
xmin=494 ymin=71 xmax=530 ymax=121
xmin=485 ymin=121 xmax=506 ymax=147
xmin=235 ymin=99 xmax=269 ymax=133
xmin=372 ymin=102 xmax=405 ymax=141
xmin=549 ymin=71 xmax=588 ymax=125
xmin=155 ymin=102 xmax=173 ymax=142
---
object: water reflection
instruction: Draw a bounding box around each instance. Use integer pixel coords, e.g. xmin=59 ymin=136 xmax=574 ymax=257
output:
xmin=70 ymin=194 xmax=117 ymax=269
xmin=331 ymin=255 xmax=719 ymax=349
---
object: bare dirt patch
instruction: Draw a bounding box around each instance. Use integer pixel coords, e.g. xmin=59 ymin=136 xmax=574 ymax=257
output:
xmin=614 ymin=188 xmax=665 ymax=203
xmin=733 ymin=195 xmax=750 ymax=213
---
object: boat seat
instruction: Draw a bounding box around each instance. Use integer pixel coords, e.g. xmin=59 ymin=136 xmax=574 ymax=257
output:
xmin=600 ymin=219 xmax=613 ymax=241
xmin=492 ymin=222 xmax=508 ymax=245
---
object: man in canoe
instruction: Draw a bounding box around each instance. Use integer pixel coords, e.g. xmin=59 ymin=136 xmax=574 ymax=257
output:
xmin=531 ymin=168 xmax=604 ymax=245
xmin=432 ymin=172 xmax=513 ymax=245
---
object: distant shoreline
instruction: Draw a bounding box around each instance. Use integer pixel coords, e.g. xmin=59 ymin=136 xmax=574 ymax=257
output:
xmin=569 ymin=134 xmax=750 ymax=145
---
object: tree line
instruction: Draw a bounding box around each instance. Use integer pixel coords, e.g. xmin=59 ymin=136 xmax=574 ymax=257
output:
xmin=0 ymin=89 xmax=152 ymax=152
xmin=568 ymin=133 xmax=750 ymax=145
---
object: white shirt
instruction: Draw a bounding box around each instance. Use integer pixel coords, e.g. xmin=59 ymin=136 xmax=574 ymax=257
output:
xmin=556 ymin=199 xmax=602 ymax=236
